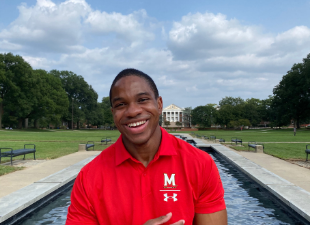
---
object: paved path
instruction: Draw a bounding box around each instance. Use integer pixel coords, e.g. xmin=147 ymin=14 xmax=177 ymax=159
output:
xmin=201 ymin=139 xmax=310 ymax=192
xmin=234 ymin=150 xmax=310 ymax=192
xmin=0 ymin=151 xmax=100 ymax=198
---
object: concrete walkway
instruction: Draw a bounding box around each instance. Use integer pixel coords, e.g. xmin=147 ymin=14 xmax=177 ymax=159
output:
xmin=0 ymin=151 xmax=100 ymax=198
xmin=234 ymin=150 xmax=310 ymax=192
xmin=201 ymin=139 xmax=310 ymax=193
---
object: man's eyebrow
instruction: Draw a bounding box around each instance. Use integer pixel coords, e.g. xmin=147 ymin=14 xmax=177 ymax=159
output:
xmin=112 ymin=97 xmax=123 ymax=104
xmin=112 ymin=92 xmax=151 ymax=104
xmin=137 ymin=92 xmax=151 ymax=96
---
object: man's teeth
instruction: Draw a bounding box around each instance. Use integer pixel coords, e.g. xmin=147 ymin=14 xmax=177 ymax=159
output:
xmin=128 ymin=120 xmax=146 ymax=127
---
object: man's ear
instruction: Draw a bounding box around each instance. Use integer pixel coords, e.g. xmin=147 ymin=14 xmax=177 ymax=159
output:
xmin=157 ymin=96 xmax=163 ymax=113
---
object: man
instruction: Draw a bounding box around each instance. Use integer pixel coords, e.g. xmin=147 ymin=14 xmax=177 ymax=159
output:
xmin=66 ymin=69 xmax=227 ymax=225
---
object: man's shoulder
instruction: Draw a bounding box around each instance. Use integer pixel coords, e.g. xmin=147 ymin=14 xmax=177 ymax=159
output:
xmin=80 ymin=144 xmax=116 ymax=175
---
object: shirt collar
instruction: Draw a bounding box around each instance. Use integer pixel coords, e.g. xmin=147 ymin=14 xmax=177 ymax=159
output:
xmin=115 ymin=126 xmax=177 ymax=166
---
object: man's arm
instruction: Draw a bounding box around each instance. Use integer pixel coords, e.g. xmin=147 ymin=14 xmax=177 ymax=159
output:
xmin=194 ymin=210 xmax=227 ymax=225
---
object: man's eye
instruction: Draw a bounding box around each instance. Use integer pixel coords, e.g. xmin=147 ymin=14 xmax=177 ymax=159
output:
xmin=139 ymin=98 xmax=149 ymax=102
xmin=115 ymin=103 xmax=124 ymax=108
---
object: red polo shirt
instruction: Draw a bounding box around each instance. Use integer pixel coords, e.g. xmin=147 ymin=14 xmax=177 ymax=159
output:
xmin=66 ymin=128 xmax=225 ymax=225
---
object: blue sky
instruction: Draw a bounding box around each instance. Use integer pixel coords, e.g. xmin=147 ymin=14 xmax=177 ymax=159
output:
xmin=1 ymin=0 xmax=310 ymax=108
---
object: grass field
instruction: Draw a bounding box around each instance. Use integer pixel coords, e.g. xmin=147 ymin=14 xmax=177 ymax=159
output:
xmin=0 ymin=128 xmax=309 ymax=176
xmin=0 ymin=129 xmax=121 ymax=175
xmin=171 ymin=128 xmax=310 ymax=143
xmin=170 ymin=128 xmax=310 ymax=160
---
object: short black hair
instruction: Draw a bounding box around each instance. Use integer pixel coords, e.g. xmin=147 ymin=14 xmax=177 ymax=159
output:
xmin=109 ymin=68 xmax=159 ymax=107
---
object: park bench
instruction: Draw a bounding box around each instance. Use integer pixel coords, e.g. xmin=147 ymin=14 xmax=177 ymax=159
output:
xmin=306 ymin=145 xmax=310 ymax=161
xmin=219 ymin=138 xmax=225 ymax=143
xmin=101 ymin=137 xmax=111 ymax=145
xmin=190 ymin=132 xmax=196 ymax=137
xmin=0 ymin=144 xmax=36 ymax=165
xmin=231 ymin=137 xmax=242 ymax=146
xmin=210 ymin=135 xmax=216 ymax=141
xmin=203 ymin=135 xmax=209 ymax=140
xmin=86 ymin=141 xmax=95 ymax=151
xmin=248 ymin=141 xmax=264 ymax=151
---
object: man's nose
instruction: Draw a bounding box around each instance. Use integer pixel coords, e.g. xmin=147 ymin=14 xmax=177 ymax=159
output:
xmin=125 ymin=102 xmax=142 ymax=117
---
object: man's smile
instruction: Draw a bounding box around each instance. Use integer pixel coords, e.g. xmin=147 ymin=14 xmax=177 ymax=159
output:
xmin=124 ymin=120 xmax=150 ymax=134
xmin=126 ymin=120 xmax=148 ymax=128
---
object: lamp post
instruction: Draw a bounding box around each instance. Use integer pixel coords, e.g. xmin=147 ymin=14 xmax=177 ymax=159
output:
xmin=72 ymin=98 xmax=74 ymax=130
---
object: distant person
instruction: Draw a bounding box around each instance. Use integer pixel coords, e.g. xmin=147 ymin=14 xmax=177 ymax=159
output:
xmin=66 ymin=69 xmax=227 ymax=225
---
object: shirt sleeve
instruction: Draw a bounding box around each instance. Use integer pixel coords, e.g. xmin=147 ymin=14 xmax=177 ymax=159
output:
xmin=66 ymin=170 xmax=99 ymax=225
xmin=195 ymin=155 xmax=226 ymax=214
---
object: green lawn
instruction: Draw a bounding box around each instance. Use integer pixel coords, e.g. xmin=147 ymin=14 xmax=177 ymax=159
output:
xmin=225 ymin=143 xmax=308 ymax=160
xmin=0 ymin=128 xmax=309 ymax=176
xmin=0 ymin=165 xmax=24 ymax=176
xmin=171 ymin=128 xmax=310 ymax=160
xmin=171 ymin=128 xmax=310 ymax=143
xmin=0 ymin=129 xmax=121 ymax=174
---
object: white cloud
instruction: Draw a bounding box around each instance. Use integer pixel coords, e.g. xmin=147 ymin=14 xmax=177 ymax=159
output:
xmin=168 ymin=12 xmax=267 ymax=60
xmin=1 ymin=3 xmax=310 ymax=107
xmin=0 ymin=0 xmax=153 ymax=53
xmin=85 ymin=9 xmax=154 ymax=45
xmin=0 ymin=0 xmax=91 ymax=53
xmin=168 ymin=12 xmax=310 ymax=62
xmin=186 ymin=85 xmax=198 ymax=92
xmin=0 ymin=40 xmax=22 ymax=51
xmin=23 ymin=55 xmax=56 ymax=69
xmin=158 ymin=76 xmax=175 ymax=86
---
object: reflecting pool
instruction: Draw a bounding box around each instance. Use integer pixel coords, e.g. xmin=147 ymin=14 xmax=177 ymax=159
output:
xmin=20 ymin=152 xmax=306 ymax=224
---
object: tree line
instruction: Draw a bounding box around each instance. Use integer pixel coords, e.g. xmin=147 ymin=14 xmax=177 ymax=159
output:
xmin=189 ymin=53 xmax=310 ymax=129
xmin=0 ymin=53 xmax=113 ymax=129
xmin=1 ymin=52 xmax=310 ymax=129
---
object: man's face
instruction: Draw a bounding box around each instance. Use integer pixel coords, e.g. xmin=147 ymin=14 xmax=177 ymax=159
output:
xmin=111 ymin=76 xmax=163 ymax=145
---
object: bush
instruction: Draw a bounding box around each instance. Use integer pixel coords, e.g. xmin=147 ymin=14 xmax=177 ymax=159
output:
xmin=228 ymin=119 xmax=251 ymax=128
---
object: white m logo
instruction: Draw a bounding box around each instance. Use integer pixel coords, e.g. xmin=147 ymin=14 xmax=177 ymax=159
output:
xmin=164 ymin=193 xmax=178 ymax=202
xmin=164 ymin=173 xmax=175 ymax=186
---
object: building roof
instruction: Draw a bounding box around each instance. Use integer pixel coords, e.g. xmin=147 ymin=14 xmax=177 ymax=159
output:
xmin=163 ymin=104 xmax=185 ymax=111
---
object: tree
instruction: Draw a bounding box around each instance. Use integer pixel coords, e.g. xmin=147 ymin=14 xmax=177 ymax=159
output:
xmin=27 ymin=69 xmax=69 ymax=128
xmin=83 ymin=85 xmax=99 ymax=127
xmin=228 ymin=119 xmax=251 ymax=128
xmin=182 ymin=107 xmax=192 ymax=127
xmin=243 ymin=98 xmax=262 ymax=126
xmin=272 ymin=54 xmax=310 ymax=128
xmin=191 ymin=105 xmax=217 ymax=128
xmin=175 ymin=121 xmax=182 ymax=128
xmin=101 ymin=97 xmax=114 ymax=127
xmin=218 ymin=96 xmax=245 ymax=125
xmin=50 ymin=70 xmax=99 ymax=129
xmin=219 ymin=96 xmax=245 ymax=106
xmin=0 ymin=53 xmax=37 ymax=128
xmin=159 ymin=114 xmax=163 ymax=126
xmin=164 ymin=120 xmax=171 ymax=126
xmin=217 ymin=105 xmax=235 ymax=127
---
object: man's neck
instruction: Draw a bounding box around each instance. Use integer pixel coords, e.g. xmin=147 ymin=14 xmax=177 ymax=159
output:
xmin=122 ymin=126 xmax=162 ymax=167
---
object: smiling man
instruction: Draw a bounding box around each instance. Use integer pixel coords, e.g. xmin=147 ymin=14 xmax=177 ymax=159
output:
xmin=66 ymin=69 xmax=227 ymax=225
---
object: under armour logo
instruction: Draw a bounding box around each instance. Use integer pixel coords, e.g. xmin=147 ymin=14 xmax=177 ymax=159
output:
xmin=164 ymin=193 xmax=178 ymax=202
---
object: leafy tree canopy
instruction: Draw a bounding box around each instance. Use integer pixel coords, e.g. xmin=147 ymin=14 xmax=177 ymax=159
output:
xmin=272 ymin=53 xmax=310 ymax=128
